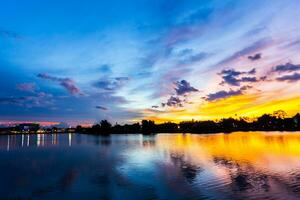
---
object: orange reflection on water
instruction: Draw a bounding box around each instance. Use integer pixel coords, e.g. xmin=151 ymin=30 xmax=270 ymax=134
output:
xmin=156 ymin=132 xmax=300 ymax=174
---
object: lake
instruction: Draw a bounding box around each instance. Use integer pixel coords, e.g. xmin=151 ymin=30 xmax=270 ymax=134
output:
xmin=1 ymin=132 xmax=300 ymax=200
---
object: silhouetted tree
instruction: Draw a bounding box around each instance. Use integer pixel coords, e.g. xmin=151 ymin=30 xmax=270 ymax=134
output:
xmin=91 ymin=124 xmax=100 ymax=133
xmin=100 ymin=120 xmax=112 ymax=132
xmin=6 ymin=112 xmax=300 ymax=135
xmin=141 ymin=120 xmax=155 ymax=134
xmin=156 ymin=122 xmax=178 ymax=133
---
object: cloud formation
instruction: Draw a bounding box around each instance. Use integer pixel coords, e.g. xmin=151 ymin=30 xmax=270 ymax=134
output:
xmin=0 ymin=92 xmax=53 ymax=108
xmin=174 ymin=80 xmax=198 ymax=95
xmin=205 ymin=85 xmax=252 ymax=101
xmin=93 ymin=77 xmax=130 ymax=91
xmin=37 ymin=73 xmax=81 ymax=95
xmin=272 ymin=63 xmax=300 ymax=73
xmin=162 ymin=96 xmax=183 ymax=107
xmin=95 ymin=106 xmax=108 ymax=110
xmin=206 ymin=89 xmax=242 ymax=101
xmin=248 ymin=53 xmax=262 ymax=61
xmin=179 ymin=51 xmax=209 ymax=65
xmin=276 ymin=73 xmax=300 ymax=82
xmin=219 ymin=68 xmax=258 ymax=86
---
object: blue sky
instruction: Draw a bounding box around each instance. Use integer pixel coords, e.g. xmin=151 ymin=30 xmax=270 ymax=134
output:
xmin=1 ymin=0 xmax=300 ymax=126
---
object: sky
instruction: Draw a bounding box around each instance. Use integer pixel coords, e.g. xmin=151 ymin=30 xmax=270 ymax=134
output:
xmin=1 ymin=0 xmax=300 ymax=126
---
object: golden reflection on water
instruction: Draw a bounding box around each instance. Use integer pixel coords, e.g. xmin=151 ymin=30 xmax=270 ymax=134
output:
xmin=157 ymin=132 xmax=300 ymax=174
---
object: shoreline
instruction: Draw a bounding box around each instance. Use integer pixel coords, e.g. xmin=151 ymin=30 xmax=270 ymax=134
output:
xmin=1 ymin=129 xmax=300 ymax=136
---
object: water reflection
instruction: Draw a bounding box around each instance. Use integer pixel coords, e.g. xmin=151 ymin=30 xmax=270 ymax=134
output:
xmin=1 ymin=133 xmax=77 ymax=150
xmin=0 ymin=132 xmax=300 ymax=199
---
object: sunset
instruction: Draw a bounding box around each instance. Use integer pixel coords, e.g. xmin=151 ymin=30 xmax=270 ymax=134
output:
xmin=1 ymin=0 xmax=300 ymax=199
xmin=1 ymin=0 xmax=300 ymax=125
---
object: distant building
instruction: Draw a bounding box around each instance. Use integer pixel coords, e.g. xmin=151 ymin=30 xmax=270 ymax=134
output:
xmin=17 ymin=123 xmax=40 ymax=132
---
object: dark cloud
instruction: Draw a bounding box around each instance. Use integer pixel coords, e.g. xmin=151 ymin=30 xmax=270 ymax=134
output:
xmin=206 ymin=89 xmax=242 ymax=101
xmin=163 ymin=96 xmax=183 ymax=107
xmin=95 ymin=106 xmax=108 ymax=110
xmin=219 ymin=68 xmax=258 ymax=86
xmin=206 ymin=85 xmax=251 ymax=101
xmin=16 ymin=83 xmax=36 ymax=93
xmin=159 ymin=80 xmax=198 ymax=108
xmin=248 ymin=53 xmax=262 ymax=61
xmin=272 ymin=63 xmax=300 ymax=73
xmin=240 ymin=77 xmax=258 ymax=82
xmin=37 ymin=73 xmax=82 ymax=95
xmin=93 ymin=77 xmax=130 ymax=91
xmin=151 ymin=105 xmax=159 ymax=108
xmin=174 ymin=80 xmax=198 ymax=95
xmin=276 ymin=73 xmax=300 ymax=82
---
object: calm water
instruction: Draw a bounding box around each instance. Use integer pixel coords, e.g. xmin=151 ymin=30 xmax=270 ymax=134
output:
xmin=1 ymin=132 xmax=300 ymax=200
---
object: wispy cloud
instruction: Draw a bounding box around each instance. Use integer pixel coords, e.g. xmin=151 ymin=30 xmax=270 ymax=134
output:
xmin=37 ymin=73 xmax=82 ymax=95
xmin=0 ymin=92 xmax=53 ymax=108
xmin=218 ymin=38 xmax=271 ymax=66
xmin=95 ymin=106 xmax=108 ymax=110
xmin=93 ymin=77 xmax=130 ymax=91
xmin=16 ymin=83 xmax=36 ymax=93
xmin=178 ymin=51 xmax=209 ymax=65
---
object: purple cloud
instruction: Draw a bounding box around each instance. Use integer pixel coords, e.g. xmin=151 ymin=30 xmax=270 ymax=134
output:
xmin=162 ymin=96 xmax=183 ymax=107
xmin=248 ymin=53 xmax=262 ymax=61
xmin=219 ymin=68 xmax=257 ymax=86
xmin=272 ymin=63 xmax=300 ymax=73
xmin=206 ymin=89 xmax=242 ymax=101
xmin=276 ymin=73 xmax=300 ymax=82
xmin=174 ymin=80 xmax=199 ymax=95
xmin=37 ymin=73 xmax=81 ymax=95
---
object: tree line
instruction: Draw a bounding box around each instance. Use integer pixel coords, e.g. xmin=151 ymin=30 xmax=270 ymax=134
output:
xmin=76 ymin=111 xmax=300 ymax=134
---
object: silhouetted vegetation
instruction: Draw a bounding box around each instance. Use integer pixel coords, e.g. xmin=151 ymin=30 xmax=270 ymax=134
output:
xmin=75 ymin=111 xmax=300 ymax=135
xmin=1 ymin=111 xmax=300 ymax=135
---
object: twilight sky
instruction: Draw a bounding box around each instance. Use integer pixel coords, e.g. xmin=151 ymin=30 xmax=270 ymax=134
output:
xmin=1 ymin=0 xmax=300 ymax=126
